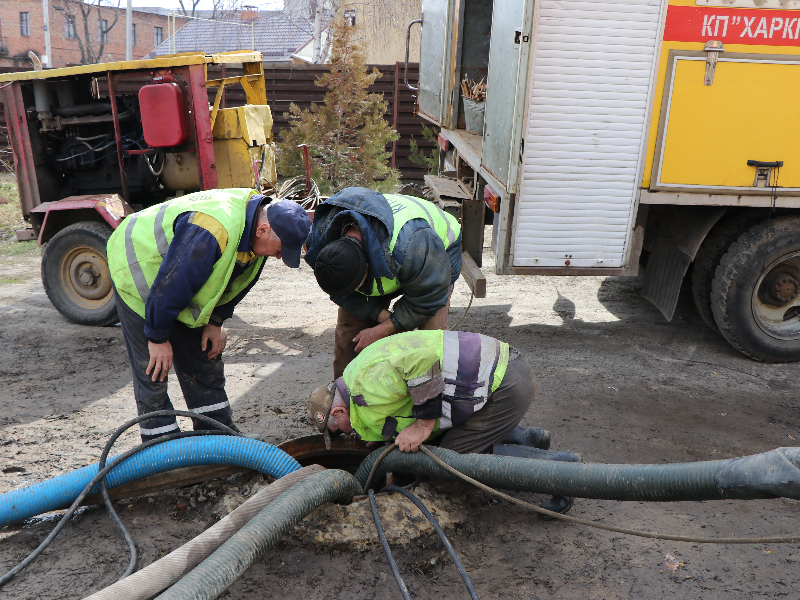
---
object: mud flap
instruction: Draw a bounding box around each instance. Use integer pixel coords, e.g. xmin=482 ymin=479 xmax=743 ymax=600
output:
xmin=641 ymin=206 xmax=726 ymax=321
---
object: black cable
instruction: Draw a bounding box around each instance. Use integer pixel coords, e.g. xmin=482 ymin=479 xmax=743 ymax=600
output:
xmin=0 ymin=410 xmax=242 ymax=587
xmin=381 ymin=485 xmax=480 ymax=600
xmin=368 ymin=489 xmax=412 ymax=600
xmin=97 ymin=410 xmax=242 ymax=581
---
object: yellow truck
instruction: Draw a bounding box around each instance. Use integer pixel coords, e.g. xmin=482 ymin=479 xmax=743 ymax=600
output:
xmin=413 ymin=0 xmax=800 ymax=361
xmin=1 ymin=51 xmax=276 ymax=326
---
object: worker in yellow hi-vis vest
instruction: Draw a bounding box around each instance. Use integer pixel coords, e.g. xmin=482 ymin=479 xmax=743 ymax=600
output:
xmin=304 ymin=187 xmax=462 ymax=379
xmin=107 ymin=189 xmax=310 ymax=441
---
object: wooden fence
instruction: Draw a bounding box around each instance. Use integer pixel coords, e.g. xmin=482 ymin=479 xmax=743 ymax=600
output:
xmin=0 ymin=62 xmax=436 ymax=185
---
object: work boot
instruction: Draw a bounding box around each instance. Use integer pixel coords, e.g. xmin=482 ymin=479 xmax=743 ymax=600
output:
xmin=491 ymin=444 xmax=581 ymax=463
xmin=499 ymin=426 xmax=551 ymax=450
xmin=491 ymin=443 xmax=578 ymax=520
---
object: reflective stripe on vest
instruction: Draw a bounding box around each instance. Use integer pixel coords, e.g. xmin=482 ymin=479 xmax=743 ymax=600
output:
xmin=439 ymin=331 xmax=501 ymax=429
xmin=108 ymin=188 xmax=261 ymax=327
xmin=360 ymin=194 xmax=461 ymax=297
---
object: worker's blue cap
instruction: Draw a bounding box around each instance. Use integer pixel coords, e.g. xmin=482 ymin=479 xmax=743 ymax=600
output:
xmin=267 ymin=200 xmax=311 ymax=268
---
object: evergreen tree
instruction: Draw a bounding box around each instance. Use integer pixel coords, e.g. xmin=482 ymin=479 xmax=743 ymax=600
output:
xmin=277 ymin=23 xmax=400 ymax=195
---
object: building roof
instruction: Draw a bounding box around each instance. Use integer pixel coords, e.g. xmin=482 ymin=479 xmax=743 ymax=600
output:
xmin=149 ymin=11 xmax=317 ymax=62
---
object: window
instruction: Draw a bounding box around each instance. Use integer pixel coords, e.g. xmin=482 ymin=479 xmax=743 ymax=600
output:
xmin=98 ymin=19 xmax=108 ymax=42
xmin=20 ymin=12 xmax=30 ymax=37
xmin=65 ymin=15 xmax=75 ymax=39
xmin=344 ymin=8 xmax=356 ymax=26
xmin=154 ymin=26 xmax=163 ymax=46
xmin=131 ymin=23 xmax=137 ymax=47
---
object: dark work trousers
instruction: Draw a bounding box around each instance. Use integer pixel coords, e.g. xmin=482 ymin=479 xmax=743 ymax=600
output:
xmin=332 ymin=236 xmax=462 ymax=380
xmin=113 ymin=288 xmax=238 ymax=442
xmin=436 ymin=352 xmax=535 ymax=454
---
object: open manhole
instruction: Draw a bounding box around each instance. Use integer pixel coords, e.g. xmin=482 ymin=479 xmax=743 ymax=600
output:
xmin=278 ymin=434 xmax=373 ymax=473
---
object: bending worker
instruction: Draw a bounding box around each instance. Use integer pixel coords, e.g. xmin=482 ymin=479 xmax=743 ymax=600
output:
xmin=307 ymin=329 xmax=574 ymax=514
xmin=304 ymin=187 xmax=462 ymax=379
xmin=108 ymin=189 xmax=310 ymax=441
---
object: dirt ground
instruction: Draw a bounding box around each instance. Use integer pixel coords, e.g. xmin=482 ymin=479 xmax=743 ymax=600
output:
xmin=1 ymin=227 xmax=799 ymax=600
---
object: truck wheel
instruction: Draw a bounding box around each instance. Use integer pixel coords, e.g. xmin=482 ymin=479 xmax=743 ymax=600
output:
xmin=711 ymin=216 xmax=800 ymax=362
xmin=691 ymin=212 xmax=754 ymax=333
xmin=41 ymin=221 xmax=119 ymax=326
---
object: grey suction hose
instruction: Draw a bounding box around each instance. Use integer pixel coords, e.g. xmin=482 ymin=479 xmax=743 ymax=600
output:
xmin=84 ymin=465 xmax=325 ymax=600
xmin=155 ymin=469 xmax=363 ymax=600
xmin=356 ymin=445 xmax=800 ymax=502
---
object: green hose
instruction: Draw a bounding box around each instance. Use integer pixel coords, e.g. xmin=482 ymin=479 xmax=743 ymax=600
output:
xmin=155 ymin=469 xmax=363 ymax=600
xmin=355 ymin=446 xmax=800 ymax=501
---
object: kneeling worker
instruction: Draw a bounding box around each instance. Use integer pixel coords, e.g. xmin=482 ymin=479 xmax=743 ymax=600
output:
xmin=307 ymin=329 xmax=573 ymax=514
xmin=108 ymin=189 xmax=311 ymax=441
xmin=304 ymin=187 xmax=462 ymax=379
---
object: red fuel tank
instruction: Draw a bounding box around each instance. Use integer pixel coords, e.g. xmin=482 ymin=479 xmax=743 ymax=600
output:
xmin=138 ymin=82 xmax=190 ymax=148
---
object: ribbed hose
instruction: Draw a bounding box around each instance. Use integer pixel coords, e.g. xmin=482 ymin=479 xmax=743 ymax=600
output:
xmin=0 ymin=437 xmax=300 ymax=527
xmin=156 ymin=469 xmax=363 ymax=600
xmin=84 ymin=465 xmax=325 ymax=600
xmin=355 ymin=446 xmax=800 ymax=501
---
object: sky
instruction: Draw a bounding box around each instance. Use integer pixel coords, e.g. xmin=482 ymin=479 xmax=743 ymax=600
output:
xmin=128 ymin=0 xmax=283 ymax=10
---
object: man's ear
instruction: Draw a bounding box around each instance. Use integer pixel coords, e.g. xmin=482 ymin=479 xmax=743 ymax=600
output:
xmin=255 ymin=221 xmax=270 ymax=238
xmin=331 ymin=406 xmax=348 ymax=418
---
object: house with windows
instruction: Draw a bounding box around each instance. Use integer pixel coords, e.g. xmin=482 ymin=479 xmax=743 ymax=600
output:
xmin=0 ymin=1 xmax=185 ymax=69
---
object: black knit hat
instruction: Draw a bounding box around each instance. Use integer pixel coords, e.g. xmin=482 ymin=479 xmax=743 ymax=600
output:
xmin=314 ymin=237 xmax=368 ymax=297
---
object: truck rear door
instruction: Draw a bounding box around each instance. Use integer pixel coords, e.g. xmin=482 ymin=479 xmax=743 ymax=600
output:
xmin=512 ymin=0 xmax=664 ymax=269
xmin=417 ymin=0 xmax=457 ymax=126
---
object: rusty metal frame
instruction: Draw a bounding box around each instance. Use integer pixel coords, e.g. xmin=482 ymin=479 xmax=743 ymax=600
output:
xmin=3 ymin=81 xmax=39 ymax=217
xmin=106 ymin=71 xmax=129 ymax=202
xmin=187 ymin=63 xmax=218 ymax=190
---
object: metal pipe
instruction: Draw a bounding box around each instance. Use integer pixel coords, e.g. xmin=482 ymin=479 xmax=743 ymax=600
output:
xmin=41 ymin=0 xmax=51 ymax=67
xmin=32 ymin=80 xmax=50 ymax=114
xmin=52 ymin=103 xmax=112 ymax=117
xmin=126 ymin=0 xmax=132 ymax=61
xmin=404 ymin=18 xmax=422 ymax=91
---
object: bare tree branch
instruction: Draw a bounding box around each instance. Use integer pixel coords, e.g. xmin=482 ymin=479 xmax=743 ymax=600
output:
xmin=58 ymin=0 xmax=122 ymax=65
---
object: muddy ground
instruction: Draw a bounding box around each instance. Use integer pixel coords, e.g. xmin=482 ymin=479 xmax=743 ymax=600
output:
xmin=1 ymin=230 xmax=799 ymax=600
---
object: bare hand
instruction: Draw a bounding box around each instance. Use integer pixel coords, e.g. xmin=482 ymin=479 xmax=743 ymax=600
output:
xmin=353 ymin=319 xmax=397 ymax=353
xmin=146 ymin=341 xmax=173 ymax=382
xmin=395 ymin=419 xmax=435 ymax=452
xmin=201 ymin=323 xmax=227 ymax=359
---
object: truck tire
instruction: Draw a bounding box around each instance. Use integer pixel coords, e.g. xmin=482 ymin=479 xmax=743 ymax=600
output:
xmin=711 ymin=216 xmax=800 ymax=362
xmin=691 ymin=212 xmax=754 ymax=333
xmin=41 ymin=221 xmax=119 ymax=326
